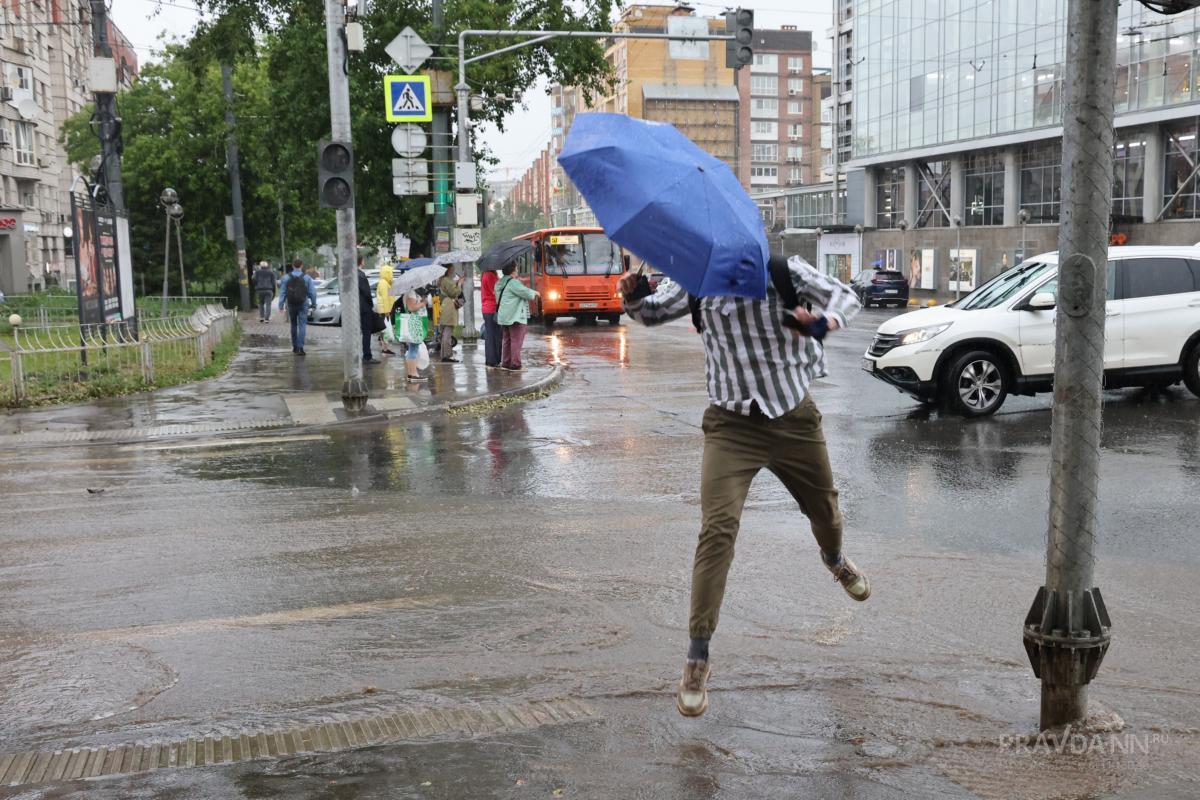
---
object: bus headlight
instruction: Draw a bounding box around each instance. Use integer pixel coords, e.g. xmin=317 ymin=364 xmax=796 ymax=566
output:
xmin=547 ymin=290 xmax=561 ymax=301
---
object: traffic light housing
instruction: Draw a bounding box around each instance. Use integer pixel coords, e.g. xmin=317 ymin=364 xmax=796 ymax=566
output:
xmin=725 ymin=8 xmax=754 ymax=68
xmin=317 ymin=139 xmax=355 ymax=210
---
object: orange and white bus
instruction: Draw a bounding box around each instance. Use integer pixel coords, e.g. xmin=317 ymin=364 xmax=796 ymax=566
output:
xmin=511 ymin=227 xmax=625 ymax=325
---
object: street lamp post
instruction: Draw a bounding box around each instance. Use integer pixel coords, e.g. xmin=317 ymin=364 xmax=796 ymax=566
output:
xmin=952 ymin=214 xmax=963 ymax=302
xmin=159 ymin=188 xmax=180 ymax=317
xmin=898 ymin=219 xmax=910 ymax=295
xmin=1018 ymin=207 xmax=1031 ymax=263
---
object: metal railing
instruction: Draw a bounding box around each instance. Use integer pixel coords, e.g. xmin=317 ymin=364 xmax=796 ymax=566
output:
xmin=0 ymin=303 xmax=238 ymax=407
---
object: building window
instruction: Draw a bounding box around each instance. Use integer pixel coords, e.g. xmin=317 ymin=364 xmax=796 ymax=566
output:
xmin=787 ymin=145 xmax=803 ymax=160
xmin=1113 ymin=132 xmax=1146 ymax=221
xmin=788 ymin=100 xmax=801 ymax=115
xmin=1020 ymin=142 xmax=1061 ymax=223
xmin=751 ymin=97 xmax=779 ymax=118
xmin=875 ymin=166 xmax=905 ymax=229
xmin=786 ymin=188 xmax=843 ymax=227
xmin=750 ymin=121 xmax=778 ymax=140
xmin=1164 ymin=120 xmax=1200 ymax=219
xmin=752 ymin=53 xmax=779 ymax=73
xmin=963 ymin=152 xmax=1005 ymax=226
xmin=15 ymin=66 xmax=31 ymax=91
xmin=14 ymin=121 xmax=35 ymax=166
xmin=751 ymin=143 xmax=778 ymax=162
xmin=917 ymin=160 xmax=950 ymax=228
xmin=750 ymin=165 xmax=778 ymax=185
xmin=750 ymin=75 xmax=778 ymax=96
xmin=787 ymin=78 xmax=804 ymax=94
xmin=788 ymin=56 xmax=804 ymax=72
xmin=788 ymin=166 xmax=803 ymax=183
xmin=786 ymin=123 xmax=802 ymax=139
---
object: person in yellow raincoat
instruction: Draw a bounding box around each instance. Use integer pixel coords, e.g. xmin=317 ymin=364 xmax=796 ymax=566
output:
xmin=375 ymin=263 xmax=397 ymax=355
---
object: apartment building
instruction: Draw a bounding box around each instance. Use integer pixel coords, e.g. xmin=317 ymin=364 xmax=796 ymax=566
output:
xmin=0 ymin=0 xmax=136 ymax=296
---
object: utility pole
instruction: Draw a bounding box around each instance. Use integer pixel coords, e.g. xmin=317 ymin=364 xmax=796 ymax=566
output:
xmin=432 ymin=0 xmax=452 ymax=254
xmin=1022 ymin=0 xmax=1116 ymax=730
xmin=222 ymin=64 xmax=251 ymax=311
xmin=323 ymin=0 xmax=367 ymax=411
xmin=88 ymin=0 xmax=124 ymax=214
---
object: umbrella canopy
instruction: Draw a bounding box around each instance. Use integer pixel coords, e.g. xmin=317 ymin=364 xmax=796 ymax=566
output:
xmin=396 ymin=257 xmax=434 ymax=272
xmin=390 ymin=263 xmax=447 ymax=296
xmin=434 ymin=250 xmax=480 ymax=265
xmin=558 ymin=112 xmax=769 ymax=299
xmin=477 ymin=239 xmax=533 ymax=272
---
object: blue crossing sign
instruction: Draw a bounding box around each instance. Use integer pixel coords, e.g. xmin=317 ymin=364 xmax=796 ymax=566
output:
xmin=384 ymin=75 xmax=432 ymax=123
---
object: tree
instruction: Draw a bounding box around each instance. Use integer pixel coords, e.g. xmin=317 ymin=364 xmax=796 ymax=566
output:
xmin=482 ymin=198 xmax=547 ymax=250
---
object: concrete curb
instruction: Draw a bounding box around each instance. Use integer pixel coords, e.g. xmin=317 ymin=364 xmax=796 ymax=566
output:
xmin=0 ymin=364 xmax=565 ymax=450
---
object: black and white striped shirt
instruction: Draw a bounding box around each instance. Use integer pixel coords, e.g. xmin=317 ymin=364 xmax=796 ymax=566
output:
xmin=625 ymin=256 xmax=861 ymax=419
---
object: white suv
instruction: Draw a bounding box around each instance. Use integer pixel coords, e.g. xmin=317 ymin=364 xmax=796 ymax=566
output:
xmin=862 ymin=246 xmax=1200 ymax=416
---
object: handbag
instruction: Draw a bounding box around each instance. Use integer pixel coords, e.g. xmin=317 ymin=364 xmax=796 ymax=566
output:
xmin=454 ymin=297 xmax=465 ymax=309
xmin=370 ymin=312 xmax=387 ymax=334
xmin=396 ymin=312 xmax=425 ymax=343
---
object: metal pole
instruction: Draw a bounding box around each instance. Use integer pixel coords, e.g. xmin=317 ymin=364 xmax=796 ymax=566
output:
xmin=161 ymin=211 xmax=170 ymax=317
xmin=175 ymin=218 xmax=187 ymax=300
xmin=1022 ymin=0 xmax=1117 ymax=731
xmin=324 ymin=0 xmax=367 ymax=410
xmin=278 ymin=196 xmax=287 ymax=269
xmin=955 ymin=218 xmax=962 ymax=302
xmin=830 ymin=0 xmax=840 ymax=226
xmin=88 ymin=0 xmax=124 ymax=214
xmin=221 ymin=64 xmax=251 ymax=312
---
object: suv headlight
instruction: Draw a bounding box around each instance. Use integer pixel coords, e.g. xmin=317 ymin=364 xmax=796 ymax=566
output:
xmin=897 ymin=323 xmax=951 ymax=346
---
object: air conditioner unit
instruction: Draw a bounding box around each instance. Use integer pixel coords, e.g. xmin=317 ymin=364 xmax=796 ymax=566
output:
xmin=0 ymin=87 xmax=11 ymax=102
xmin=788 ymin=135 xmax=802 ymax=141
xmin=37 ymin=157 xmax=50 ymax=168
xmin=12 ymin=37 xmax=24 ymax=53
xmin=789 ymin=68 xmax=801 ymax=75
xmin=788 ymin=90 xmax=798 ymax=96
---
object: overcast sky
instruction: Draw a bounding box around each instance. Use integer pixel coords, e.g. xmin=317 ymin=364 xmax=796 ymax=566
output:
xmin=110 ymin=0 xmax=834 ymax=181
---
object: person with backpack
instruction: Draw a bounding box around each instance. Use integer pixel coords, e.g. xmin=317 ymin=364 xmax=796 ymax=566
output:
xmin=618 ymin=254 xmax=865 ymax=719
xmin=278 ymin=258 xmax=317 ymax=355
xmin=252 ymin=261 xmax=276 ymax=322
xmin=495 ymin=261 xmax=540 ymax=371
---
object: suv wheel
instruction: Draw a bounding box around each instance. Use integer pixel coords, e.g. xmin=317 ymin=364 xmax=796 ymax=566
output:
xmin=944 ymin=349 xmax=1009 ymax=417
xmin=1184 ymin=341 xmax=1200 ymax=398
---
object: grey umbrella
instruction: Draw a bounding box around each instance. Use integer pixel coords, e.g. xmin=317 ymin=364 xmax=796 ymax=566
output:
xmin=477 ymin=240 xmax=533 ymax=271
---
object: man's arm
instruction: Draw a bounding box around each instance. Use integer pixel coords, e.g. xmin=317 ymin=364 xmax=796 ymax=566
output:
xmin=306 ymin=276 xmax=318 ymax=308
xmin=278 ymin=275 xmax=288 ymax=310
xmin=787 ymin=257 xmax=861 ymax=331
xmin=619 ymin=273 xmax=690 ymax=327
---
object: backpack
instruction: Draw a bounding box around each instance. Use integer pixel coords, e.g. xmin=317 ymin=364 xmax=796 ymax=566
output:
xmin=689 ymin=256 xmax=800 ymax=332
xmin=285 ymin=273 xmax=309 ymax=307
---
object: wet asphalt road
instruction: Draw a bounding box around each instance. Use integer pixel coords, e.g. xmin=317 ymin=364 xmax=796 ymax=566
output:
xmin=1 ymin=308 xmax=1199 ymax=799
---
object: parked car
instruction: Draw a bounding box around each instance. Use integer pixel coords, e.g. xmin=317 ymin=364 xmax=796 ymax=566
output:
xmin=862 ymin=246 xmax=1200 ymax=417
xmin=307 ymin=275 xmax=381 ymax=326
xmin=852 ymin=268 xmax=910 ymax=308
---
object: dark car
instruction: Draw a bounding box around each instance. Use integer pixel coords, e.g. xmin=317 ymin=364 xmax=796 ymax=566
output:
xmin=852 ymin=268 xmax=910 ymax=308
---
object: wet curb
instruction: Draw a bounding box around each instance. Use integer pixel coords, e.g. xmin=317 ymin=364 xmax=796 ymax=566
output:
xmin=0 ymin=364 xmax=565 ymax=450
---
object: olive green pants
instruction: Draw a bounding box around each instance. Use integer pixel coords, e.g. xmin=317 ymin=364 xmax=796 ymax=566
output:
xmin=690 ymin=396 xmax=844 ymax=640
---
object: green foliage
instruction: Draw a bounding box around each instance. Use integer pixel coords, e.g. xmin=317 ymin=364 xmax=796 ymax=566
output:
xmin=481 ymin=198 xmax=547 ymax=249
xmin=73 ymin=0 xmax=616 ymax=291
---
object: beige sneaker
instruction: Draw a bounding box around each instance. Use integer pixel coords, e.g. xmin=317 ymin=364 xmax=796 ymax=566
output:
xmin=827 ymin=555 xmax=871 ymax=601
xmin=676 ymin=659 xmax=710 ymax=717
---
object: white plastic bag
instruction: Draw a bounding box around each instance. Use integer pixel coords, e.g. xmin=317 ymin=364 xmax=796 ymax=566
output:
xmin=415 ymin=342 xmax=430 ymax=370
xmin=382 ymin=316 xmax=394 ymax=342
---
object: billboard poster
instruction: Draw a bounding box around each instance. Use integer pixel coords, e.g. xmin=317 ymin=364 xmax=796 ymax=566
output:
xmin=116 ymin=215 xmax=136 ymax=327
xmin=949 ymin=248 xmax=977 ymax=293
xmin=96 ymin=211 xmax=121 ymax=322
xmin=909 ymin=248 xmax=936 ymax=290
xmin=72 ymin=199 xmax=102 ymax=326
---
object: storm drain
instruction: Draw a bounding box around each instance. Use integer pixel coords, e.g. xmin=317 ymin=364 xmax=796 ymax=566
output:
xmin=0 ymin=698 xmax=596 ymax=789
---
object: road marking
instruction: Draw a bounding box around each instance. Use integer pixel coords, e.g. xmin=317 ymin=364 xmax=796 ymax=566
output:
xmin=0 ymin=699 xmax=597 ymax=789
xmin=80 ymin=596 xmax=449 ymax=641
xmin=121 ymin=434 xmax=331 ymax=452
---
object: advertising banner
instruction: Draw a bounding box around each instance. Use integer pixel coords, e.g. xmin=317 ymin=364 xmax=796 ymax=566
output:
xmin=72 ymin=197 xmax=102 ymax=326
xmin=96 ymin=211 xmax=121 ymax=323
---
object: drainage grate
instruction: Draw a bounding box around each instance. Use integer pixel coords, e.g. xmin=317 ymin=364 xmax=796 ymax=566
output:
xmin=0 ymin=698 xmax=596 ymax=789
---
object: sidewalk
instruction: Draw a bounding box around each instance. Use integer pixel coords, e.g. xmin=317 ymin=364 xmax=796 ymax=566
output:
xmin=0 ymin=311 xmax=560 ymax=446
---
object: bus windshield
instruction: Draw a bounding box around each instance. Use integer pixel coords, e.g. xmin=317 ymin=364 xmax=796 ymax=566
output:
xmin=542 ymin=233 xmax=621 ymax=276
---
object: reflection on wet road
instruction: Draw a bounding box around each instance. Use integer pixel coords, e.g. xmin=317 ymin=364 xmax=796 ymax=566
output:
xmin=1 ymin=309 xmax=1198 ymax=798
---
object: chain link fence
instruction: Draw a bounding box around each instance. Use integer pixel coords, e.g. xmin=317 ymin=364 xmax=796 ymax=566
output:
xmin=0 ymin=301 xmax=238 ymax=407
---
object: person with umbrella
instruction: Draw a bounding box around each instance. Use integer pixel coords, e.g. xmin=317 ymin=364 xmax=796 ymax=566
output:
xmin=436 ymin=264 xmax=464 ymax=363
xmin=563 ymin=112 xmax=869 ymax=718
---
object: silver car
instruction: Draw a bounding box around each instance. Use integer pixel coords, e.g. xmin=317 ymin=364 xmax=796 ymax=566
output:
xmin=307 ymin=276 xmax=380 ymax=326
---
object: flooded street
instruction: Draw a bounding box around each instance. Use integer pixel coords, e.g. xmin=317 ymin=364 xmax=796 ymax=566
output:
xmin=2 ymin=308 xmax=1199 ymax=798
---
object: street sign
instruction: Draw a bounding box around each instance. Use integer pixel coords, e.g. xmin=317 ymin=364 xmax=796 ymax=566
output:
xmin=393 ymin=177 xmax=430 ymax=196
xmin=435 ymin=228 xmax=451 ymax=254
xmin=667 ymin=16 xmax=710 ymax=60
xmin=385 ymin=26 xmax=433 ymax=74
xmin=384 ymin=75 xmax=432 ymax=123
xmin=392 ymin=158 xmax=428 ymax=178
xmin=391 ymin=124 xmax=427 ymax=157
xmin=453 ymin=227 xmax=481 ymax=253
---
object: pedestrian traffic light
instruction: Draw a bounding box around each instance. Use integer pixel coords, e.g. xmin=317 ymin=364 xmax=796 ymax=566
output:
xmin=725 ymin=8 xmax=754 ymax=68
xmin=317 ymin=139 xmax=355 ymax=210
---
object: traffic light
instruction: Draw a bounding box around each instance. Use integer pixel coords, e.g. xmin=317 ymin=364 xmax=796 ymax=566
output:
xmin=725 ymin=8 xmax=754 ymax=68
xmin=317 ymin=139 xmax=355 ymax=209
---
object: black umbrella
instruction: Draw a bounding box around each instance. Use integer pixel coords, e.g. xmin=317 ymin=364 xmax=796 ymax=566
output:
xmin=477 ymin=239 xmax=533 ymax=271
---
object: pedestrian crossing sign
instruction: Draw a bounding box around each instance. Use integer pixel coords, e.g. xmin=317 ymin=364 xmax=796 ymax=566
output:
xmin=384 ymin=75 xmax=432 ymax=123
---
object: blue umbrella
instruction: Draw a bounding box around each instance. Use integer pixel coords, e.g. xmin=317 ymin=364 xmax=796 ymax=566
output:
xmin=396 ymin=257 xmax=434 ymax=272
xmin=557 ymin=112 xmax=769 ymax=299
